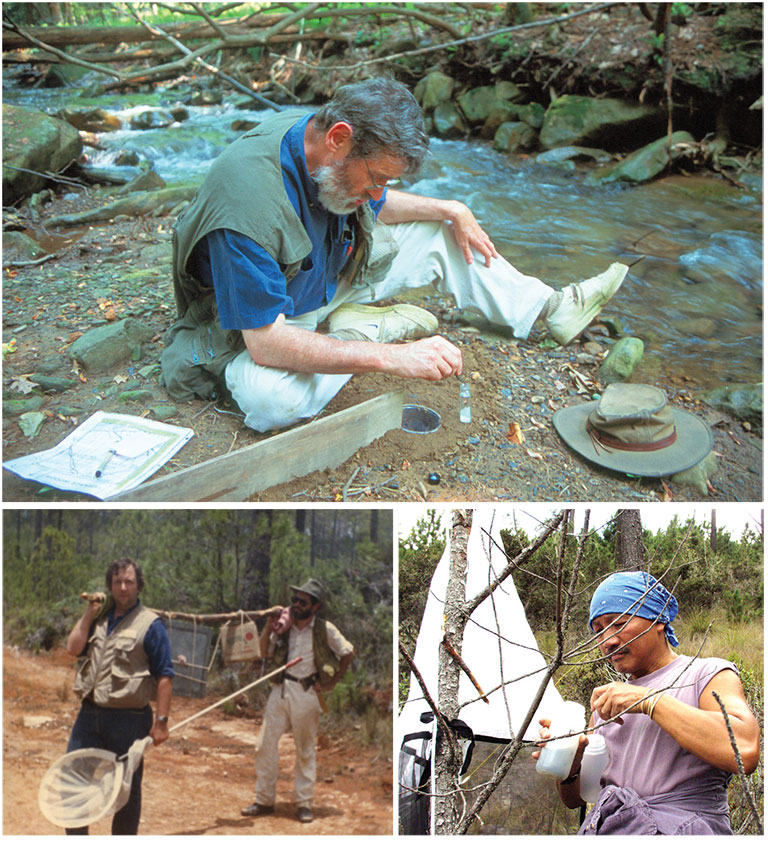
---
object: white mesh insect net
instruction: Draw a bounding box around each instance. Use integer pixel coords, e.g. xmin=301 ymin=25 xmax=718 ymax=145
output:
xmin=38 ymin=736 xmax=151 ymax=829
xmin=38 ymin=656 xmax=300 ymax=828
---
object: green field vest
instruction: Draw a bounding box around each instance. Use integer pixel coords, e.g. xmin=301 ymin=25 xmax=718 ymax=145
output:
xmin=271 ymin=616 xmax=342 ymax=687
xmin=73 ymin=604 xmax=158 ymax=709
xmin=161 ymin=109 xmax=397 ymax=401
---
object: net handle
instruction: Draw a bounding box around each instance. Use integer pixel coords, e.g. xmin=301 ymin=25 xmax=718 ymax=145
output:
xmin=168 ymin=656 xmax=302 ymax=734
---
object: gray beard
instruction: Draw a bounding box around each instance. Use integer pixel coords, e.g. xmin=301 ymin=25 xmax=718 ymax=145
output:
xmin=313 ymin=164 xmax=361 ymax=215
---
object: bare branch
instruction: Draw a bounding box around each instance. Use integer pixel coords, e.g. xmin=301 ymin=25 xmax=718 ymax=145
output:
xmin=269 ymin=2 xmax=623 ymax=73
xmin=711 ymin=690 xmax=763 ymax=833
xmin=462 ymin=512 xmax=566 ymax=616
xmin=1 ymin=15 xmax=121 ymax=79
xmin=399 ymin=638 xmax=455 ymax=751
xmin=121 ymin=3 xmax=282 ymax=111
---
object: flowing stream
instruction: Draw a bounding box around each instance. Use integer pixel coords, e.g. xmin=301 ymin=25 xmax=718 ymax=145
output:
xmin=6 ymin=86 xmax=762 ymax=391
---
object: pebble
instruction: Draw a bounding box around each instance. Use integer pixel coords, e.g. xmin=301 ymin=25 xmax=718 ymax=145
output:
xmin=117 ymin=388 xmax=154 ymax=403
xmin=467 ymin=436 xmax=481 ymax=444
xmin=151 ymin=405 xmax=179 ymax=421
xmin=427 ymin=472 xmax=441 ymax=485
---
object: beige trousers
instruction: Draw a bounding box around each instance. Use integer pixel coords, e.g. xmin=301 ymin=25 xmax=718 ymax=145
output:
xmin=253 ymin=681 xmax=321 ymax=808
xmin=225 ymin=219 xmax=552 ymax=431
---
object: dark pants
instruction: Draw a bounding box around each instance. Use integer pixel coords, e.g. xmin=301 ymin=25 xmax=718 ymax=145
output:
xmin=65 ymin=700 xmax=153 ymax=835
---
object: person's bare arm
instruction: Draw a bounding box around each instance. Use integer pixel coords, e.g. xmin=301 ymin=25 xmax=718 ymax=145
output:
xmin=377 ymin=189 xmax=500 ymax=267
xmin=242 ymin=316 xmax=462 ymax=381
xmin=150 ymin=676 xmax=173 ymax=745
xmin=66 ymin=594 xmax=104 ymax=656
xmin=591 ymin=670 xmax=760 ymax=775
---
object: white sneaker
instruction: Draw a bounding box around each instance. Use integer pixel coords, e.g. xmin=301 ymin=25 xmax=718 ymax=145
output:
xmin=545 ymin=262 xmax=628 ymax=345
xmin=328 ymin=303 xmax=438 ymax=343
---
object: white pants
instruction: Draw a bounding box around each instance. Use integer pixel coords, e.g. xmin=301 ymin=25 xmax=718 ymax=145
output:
xmin=225 ymin=219 xmax=552 ymax=432
xmin=254 ymin=681 xmax=321 ymax=808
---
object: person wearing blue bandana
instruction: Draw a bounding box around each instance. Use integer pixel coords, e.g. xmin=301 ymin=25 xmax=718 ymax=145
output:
xmin=538 ymin=570 xmax=759 ymax=835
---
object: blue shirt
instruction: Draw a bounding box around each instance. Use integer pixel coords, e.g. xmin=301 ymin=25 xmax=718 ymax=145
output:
xmin=189 ymin=113 xmax=387 ymax=330
xmin=101 ymin=601 xmax=175 ymax=679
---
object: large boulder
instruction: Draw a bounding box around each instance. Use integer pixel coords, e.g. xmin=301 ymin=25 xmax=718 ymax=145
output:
xmin=539 ymin=95 xmax=664 ymax=150
xmin=432 ymin=102 xmax=467 ymax=138
xmin=585 ymin=131 xmax=696 ymax=186
xmin=3 ymin=104 xmax=82 ymax=204
xmin=493 ymin=121 xmax=537 ymax=153
xmin=457 ymin=81 xmax=526 ymax=125
xmin=414 ymin=71 xmax=455 ymax=111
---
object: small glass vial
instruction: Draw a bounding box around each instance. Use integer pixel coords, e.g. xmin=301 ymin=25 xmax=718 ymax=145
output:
xmin=459 ymin=382 xmax=471 ymax=423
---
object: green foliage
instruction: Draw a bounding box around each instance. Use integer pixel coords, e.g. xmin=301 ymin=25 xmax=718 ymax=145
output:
xmin=398 ymin=510 xmax=445 ymax=706
xmin=3 ymin=510 xmax=393 ymax=694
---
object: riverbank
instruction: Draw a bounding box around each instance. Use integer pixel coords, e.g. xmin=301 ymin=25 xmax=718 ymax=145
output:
xmin=2 ymin=183 xmax=761 ymax=503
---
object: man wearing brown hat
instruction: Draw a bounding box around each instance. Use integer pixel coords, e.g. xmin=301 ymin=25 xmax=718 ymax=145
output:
xmin=242 ymin=578 xmax=353 ymax=824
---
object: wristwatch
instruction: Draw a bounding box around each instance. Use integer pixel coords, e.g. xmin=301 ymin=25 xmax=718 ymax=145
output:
xmin=156 ymin=715 xmax=169 ymax=724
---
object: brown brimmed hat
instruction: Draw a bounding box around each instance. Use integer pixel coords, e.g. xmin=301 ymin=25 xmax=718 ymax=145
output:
xmin=552 ymin=383 xmax=713 ymax=477
xmin=290 ymin=578 xmax=326 ymax=603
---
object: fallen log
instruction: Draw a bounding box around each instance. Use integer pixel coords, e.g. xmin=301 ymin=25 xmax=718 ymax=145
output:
xmin=45 ymin=186 xmax=196 ymax=226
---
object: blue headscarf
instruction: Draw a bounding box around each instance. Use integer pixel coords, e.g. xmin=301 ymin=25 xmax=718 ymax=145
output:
xmin=588 ymin=571 xmax=679 ymax=647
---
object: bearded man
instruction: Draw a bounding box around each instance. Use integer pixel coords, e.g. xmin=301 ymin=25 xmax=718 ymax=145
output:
xmin=241 ymin=578 xmax=353 ymax=823
xmin=65 ymin=558 xmax=174 ymax=835
xmin=162 ymin=77 xmax=627 ymax=432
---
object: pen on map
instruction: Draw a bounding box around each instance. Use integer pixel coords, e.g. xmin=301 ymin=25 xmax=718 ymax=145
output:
xmin=95 ymin=449 xmax=118 ymax=478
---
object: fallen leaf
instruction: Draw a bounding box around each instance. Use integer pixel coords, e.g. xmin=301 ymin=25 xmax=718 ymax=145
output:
xmin=104 ymin=308 xmax=116 ymax=321
xmin=18 ymin=411 xmax=45 ymax=439
xmin=402 ymin=460 xmax=411 ymax=470
xmin=113 ymin=374 xmax=129 ymax=384
xmin=10 ymin=376 xmax=38 ymax=395
xmin=507 ymin=422 xmax=525 ymax=445
xmin=526 ymin=449 xmax=545 ymax=460
xmin=547 ymin=399 xmax=558 ymax=411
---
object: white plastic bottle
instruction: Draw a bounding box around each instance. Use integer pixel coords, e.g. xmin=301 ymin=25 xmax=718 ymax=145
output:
xmin=536 ymin=701 xmax=585 ymax=780
xmin=578 ymin=734 xmax=610 ymax=803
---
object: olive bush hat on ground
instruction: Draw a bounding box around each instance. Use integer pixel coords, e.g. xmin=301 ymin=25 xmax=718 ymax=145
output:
xmin=290 ymin=578 xmax=326 ymax=603
xmin=552 ymin=383 xmax=713 ymax=477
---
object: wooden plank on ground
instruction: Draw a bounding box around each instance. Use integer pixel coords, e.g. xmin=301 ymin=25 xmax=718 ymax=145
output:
xmin=112 ymin=390 xmax=404 ymax=502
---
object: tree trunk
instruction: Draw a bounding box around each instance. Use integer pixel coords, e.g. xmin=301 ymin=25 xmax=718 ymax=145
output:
xmin=370 ymin=509 xmax=379 ymax=544
xmin=433 ymin=510 xmax=472 ymax=834
xmin=710 ymin=509 xmax=717 ymax=553
xmin=295 ymin=510 xmax=305 ymax=534
xmin=615 ymin=509 xmax=645 ymax=570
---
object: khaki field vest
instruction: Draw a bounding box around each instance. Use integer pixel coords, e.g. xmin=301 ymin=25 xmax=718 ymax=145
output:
xmin=271 ymin=616 xmax=342 ymax=687
xmin=73 ymin=604 xmax=159 ymax=709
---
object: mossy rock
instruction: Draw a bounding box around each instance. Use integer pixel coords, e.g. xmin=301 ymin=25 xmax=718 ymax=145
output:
xmin=540 ymin=95 xmax=664 ymax=151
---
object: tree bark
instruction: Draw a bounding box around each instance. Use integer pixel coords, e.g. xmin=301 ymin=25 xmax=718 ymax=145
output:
xmin=433 ymin=509 xmax=472 ymax=834
xmin=615 ymin=509 xmax=646 ymax=570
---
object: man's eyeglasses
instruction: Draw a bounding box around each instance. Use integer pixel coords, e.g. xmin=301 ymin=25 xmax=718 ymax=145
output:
xmin=363 ymin=158 xmax=400 ymax=191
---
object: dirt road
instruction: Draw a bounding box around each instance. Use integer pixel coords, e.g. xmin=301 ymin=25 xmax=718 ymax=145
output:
xmin=3 ymin=646 xmax=393 ymax=835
